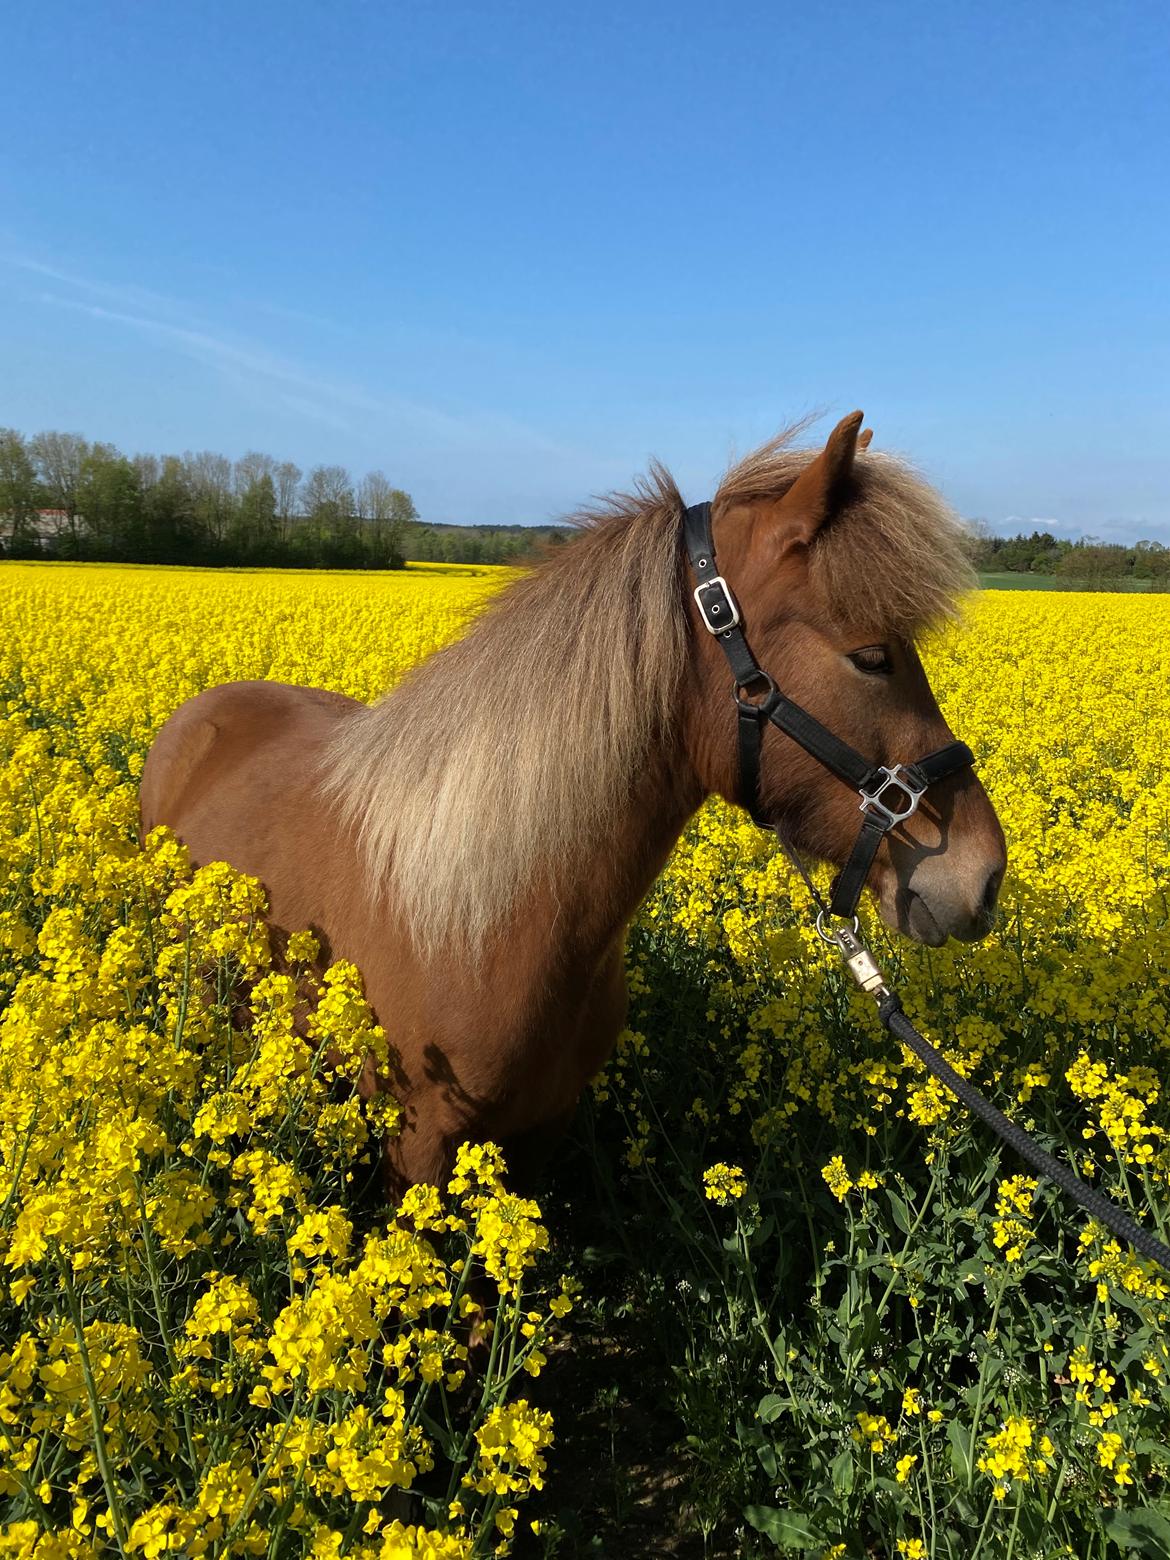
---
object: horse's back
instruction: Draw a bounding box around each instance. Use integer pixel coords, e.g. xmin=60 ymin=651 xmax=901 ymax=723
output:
xmin=140 ymin=680 xmax=360 ymax=889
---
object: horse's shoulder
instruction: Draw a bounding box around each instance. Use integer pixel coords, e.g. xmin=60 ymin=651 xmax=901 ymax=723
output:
xmin=178 ymin=679 xmax=358 ymax=725
xmin=140 ymin=681 xmax=358 ymax=834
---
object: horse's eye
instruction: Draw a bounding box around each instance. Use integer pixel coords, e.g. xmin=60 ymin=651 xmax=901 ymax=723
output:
xmin=848 ymin=645 xmax=893 ymax=675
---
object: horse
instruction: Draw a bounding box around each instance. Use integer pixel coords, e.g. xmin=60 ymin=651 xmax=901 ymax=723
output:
xmin=140 ymin=412 xmax=1007 ymax=1194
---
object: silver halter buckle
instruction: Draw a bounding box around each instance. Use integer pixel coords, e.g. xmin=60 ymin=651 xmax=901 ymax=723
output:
xmin=858 ymin=764 xmax=926 ymax=827
xmin=693 ymin=577 xmax=741 ymax=635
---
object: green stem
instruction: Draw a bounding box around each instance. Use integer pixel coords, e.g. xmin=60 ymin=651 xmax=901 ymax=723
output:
xmin=56 ymin=1251 xmax=130 ymax=1553
xmin=445 ymin=1271 xmax=509 ymax=1507
xmin=966 ymin=1283 xmax=1006 ymax=1490
xmin=917 ymin=1416 xmax=938 ymax=1560
xmin=1003 ymin=1487 xmax=1023 ymax=1560
xmin=1044 ymin=1448 xmax=1071 ymax=1524
xmin=221 ymin=1386 xmax=307 ymax=1548
xmin=970 ymin=1488 xmax=999 ymax=1560
xmin=846 ymin=1160 xmax=943 ymax=1381
xmin=133 ymin=1178 xmax=199 ymax=1481
xmin=739 ymin=1224 xmax=796 ymax=1407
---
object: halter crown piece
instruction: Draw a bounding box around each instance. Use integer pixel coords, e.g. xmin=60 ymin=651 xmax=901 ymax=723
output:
xmin=681 ymin=501 xmax=974 ymax=921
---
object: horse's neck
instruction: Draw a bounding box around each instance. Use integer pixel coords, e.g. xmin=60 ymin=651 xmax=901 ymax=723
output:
xmin=525 ymin=728 xmax=703 ymax=964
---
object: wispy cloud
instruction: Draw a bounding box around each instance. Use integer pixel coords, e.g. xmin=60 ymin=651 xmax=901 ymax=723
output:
xmin=251 ymin=297 xmax=351 ymax=334
xmin=277 ymin=393 xmax=354 ymax=434
xmin=0 ymin=247 xmax=643 ymax=521
xmin=996 ymin=513 xmax=1160 ymax=543
xmin=34 ymin=289 xmax=362 ymax=425
xmin=6 ymin=249 xmax=579 ymax=458
xmin=998 ymin=514 xmax=1069 ymax=535
xmin=4 ymin=253 xmax=194 ymax=323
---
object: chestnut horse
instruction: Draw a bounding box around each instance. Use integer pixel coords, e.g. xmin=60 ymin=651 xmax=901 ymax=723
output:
xmin=140 ymin=414 xmax=1006 ymax=1192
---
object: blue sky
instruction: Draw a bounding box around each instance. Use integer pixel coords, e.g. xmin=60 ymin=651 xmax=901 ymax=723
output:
xmin=2 ymin=1 xmax=1168 ymax=537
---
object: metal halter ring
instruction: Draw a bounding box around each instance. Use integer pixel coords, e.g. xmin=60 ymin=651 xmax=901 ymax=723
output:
xmin=733 ymin=670 xmax=778 ymax=714
xmin=816 ymin=909 xmax=860 ymax=945
xmin=858 ymin=763 xmax=926 ymax=827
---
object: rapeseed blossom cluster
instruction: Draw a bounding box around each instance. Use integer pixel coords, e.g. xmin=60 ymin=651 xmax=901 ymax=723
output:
xmin=3 ymin=564 xmax=1170 ymax=1554
xmin=976 ymin=1415 xmax=1055 ymax=1499
xmin=0 ymin=564 xmax=565 ymax=1557
xmin=702 ymin=1163 xmax=747 ymax=1205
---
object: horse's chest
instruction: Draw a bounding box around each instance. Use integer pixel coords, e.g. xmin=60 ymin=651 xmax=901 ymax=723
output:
xmin=423 ymin=952 xmax=628 ymax=1134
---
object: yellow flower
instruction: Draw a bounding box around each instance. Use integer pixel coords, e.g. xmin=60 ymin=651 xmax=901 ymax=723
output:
xmin=821 ymin=1156 xmax=854 ymax=1202
xmin=851 ymin=1412 xmax=897 ymax=1454
xmin=977 ymin=1416 xmax=1052 ymax=1499
xmin=702 ymin=1163 xmax=747 ymax=1204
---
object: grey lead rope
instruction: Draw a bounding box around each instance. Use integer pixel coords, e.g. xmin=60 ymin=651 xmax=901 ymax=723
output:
xmin=777 ymin=838 xmax=1170 ymax=1273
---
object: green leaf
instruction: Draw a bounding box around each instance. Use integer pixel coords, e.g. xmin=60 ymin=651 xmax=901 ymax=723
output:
xmin=886 ymin=1187 xmax=913 ymax=1234
xmin=1105 ymin=1508 xmax=1170 ymax=1557
xmin=743 ymin=1506 xmax=824 ymax=1550
xmin=830 ymin=1445 xmax=855 ymax=1495
xmin=848 ymin=1301 xmax=880 ymax=1352
xmin=757 ymin=1393 xmax=787 ymax=1425
xmin=756 ymin=1441 xmax=779 ymax=1480
xmin=947 ymin=1416 xmax=973 ymax=1484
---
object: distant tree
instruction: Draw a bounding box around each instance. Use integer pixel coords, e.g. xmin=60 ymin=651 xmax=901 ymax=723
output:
xmin=389 ymin=488 xmax=418 ymax=526
xmin=234 ymin=473 xmax=279 ymax=556
xmin=408 ymin=526 xmax=441 ymax=562
xmin=78 ymin=444 xmax=144 ymax=556
xmin=1029 ymin=544 xmax=1064 ymax=574
xmin=183 ymin=451 xmax=236 ymax=546
xmin=0 ymin=421 xmax=567 ymax=569
xmin=144 ymin=457 xmax=197 ymax=558
xmin=133 ymin=452 xmax=162 ymax=493
xmin=301 ymin=464 xmax=355 ymax=559
xmin=0 ymin=429 xmax=40 ymax=555
xmin=233 ymin=450 xmax=277 ymax=497
xmin=356 ymin=470 xmax=411 ymax=567
xmin=994 ymin=530 xmax=1045 ymax=572
xmin=274 ymin=461 xmax=302 ymax=542
xmin=962 ymin=517 xmax=996 ymax=571
xmin=1132 ymin=540 xmax=1170 ymax=582
xmin=29 ymin=430 xmax=89 ymax=552
xmin=1054 ymin=539 xmax=1131 ymax=590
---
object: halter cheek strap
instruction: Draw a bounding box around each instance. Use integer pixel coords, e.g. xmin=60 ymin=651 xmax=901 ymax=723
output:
xmin=682 ymin=501 xmax=974 ymax=920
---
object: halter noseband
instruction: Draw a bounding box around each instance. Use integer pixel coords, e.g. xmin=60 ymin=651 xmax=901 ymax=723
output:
xmin=682 ymin=501 xmax=974 ymax=921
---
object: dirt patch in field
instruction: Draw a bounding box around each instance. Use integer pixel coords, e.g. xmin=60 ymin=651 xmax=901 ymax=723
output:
xmin=513 ymin=1318 xmax=739 ymax=1559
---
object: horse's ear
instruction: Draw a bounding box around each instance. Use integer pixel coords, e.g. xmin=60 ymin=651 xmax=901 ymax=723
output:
xmin=769 ymin=410 xmax=865 ymax=551
xmin=858 ymin=427 xmax=874 ymax=450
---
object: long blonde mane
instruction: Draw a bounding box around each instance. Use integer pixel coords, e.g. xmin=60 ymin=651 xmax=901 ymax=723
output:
xmin=321 ymin=427 xmax=973 ymax=955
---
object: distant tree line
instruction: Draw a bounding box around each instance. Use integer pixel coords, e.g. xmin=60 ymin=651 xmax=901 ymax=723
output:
xmin=0 ymin=428 xmax=416 ymax=568
xmin=965 ymin=522 xmax=1170 ymax=589
xmin=401 ymin=522 xmax=569 ymax=565
xmin=0 ymin=427 xmax=575 ymax=569
xmin=5 ymin=426 xmax=1166 ymax=580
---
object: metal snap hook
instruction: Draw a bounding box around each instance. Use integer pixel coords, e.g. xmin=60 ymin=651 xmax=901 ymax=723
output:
xmin=815 ymin=909 xmax=860 ymax=945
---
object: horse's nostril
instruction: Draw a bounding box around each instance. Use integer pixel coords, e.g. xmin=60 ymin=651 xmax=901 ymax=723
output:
xmin=980 ymin=867 xmax=1004 ymax=920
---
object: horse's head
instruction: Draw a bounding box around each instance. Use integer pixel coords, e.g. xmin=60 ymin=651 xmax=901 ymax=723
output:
xmin=686 ymin=412 xmax=1006 ymax=946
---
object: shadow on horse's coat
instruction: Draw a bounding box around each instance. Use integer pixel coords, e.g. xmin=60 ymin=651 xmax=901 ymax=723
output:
xmin=140 ymin=414 xmax=1007 ymax=1194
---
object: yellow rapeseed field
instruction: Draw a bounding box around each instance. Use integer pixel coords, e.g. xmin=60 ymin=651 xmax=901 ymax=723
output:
xmin=1 ymin=562 xmax=1168 ymax=1558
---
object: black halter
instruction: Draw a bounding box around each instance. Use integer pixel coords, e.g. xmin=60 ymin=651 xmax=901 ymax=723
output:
xmin=682 ymin=501 xmax=974 ymax=920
